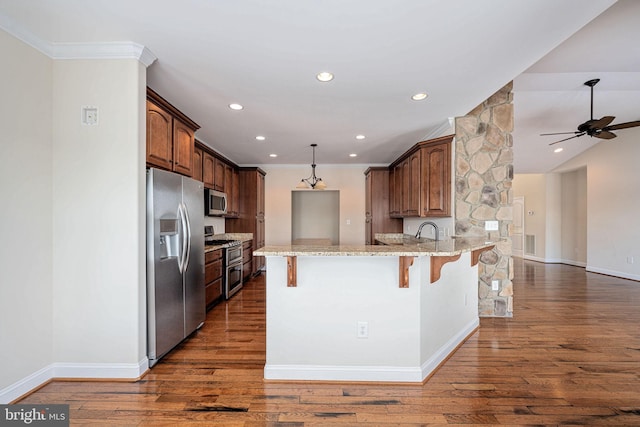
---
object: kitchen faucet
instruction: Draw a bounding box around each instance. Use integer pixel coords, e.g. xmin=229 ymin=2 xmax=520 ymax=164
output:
xmin=415 ymin=221 xmax=439 ymax=241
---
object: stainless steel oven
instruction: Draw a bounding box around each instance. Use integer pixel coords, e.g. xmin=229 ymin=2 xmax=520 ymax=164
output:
xmin=224 ymin=242 xmax=243 ymax=299
xmin=205 ymin=238 xmax=243 ymax=299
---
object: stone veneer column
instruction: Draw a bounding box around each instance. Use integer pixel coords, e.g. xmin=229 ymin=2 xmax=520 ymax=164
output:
xmin=455 ymin=82 xmax=513 ymax=317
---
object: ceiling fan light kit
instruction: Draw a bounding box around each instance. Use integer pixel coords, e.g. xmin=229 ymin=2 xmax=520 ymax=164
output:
xmin=541 ymin=78 xmax=640 ymax=146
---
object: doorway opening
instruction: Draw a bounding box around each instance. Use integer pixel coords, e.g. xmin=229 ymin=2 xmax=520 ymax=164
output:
xmin=291 ymin=190 xmax=340 ymax=245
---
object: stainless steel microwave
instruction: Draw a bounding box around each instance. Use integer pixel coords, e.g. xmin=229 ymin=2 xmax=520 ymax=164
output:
xmin=205 ymin=189 xmax=227 ymax=216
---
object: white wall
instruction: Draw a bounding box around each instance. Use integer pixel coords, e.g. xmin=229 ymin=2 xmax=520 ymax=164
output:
xmin=51 ymin=59 xmax=147 ymax=367
xmin=560 ymin=168 xmax=587 ymax=266
xmin=0 ymin=31 xmax=149 ymax=403
xmin=515 ymin=129 xmax=640 ymax=280
xmin=554 ymin=129 xmax=640 ymax=280
xmin=0 ymin=29 xmax=53 ymax=396
xmin=513 ymin=174 xmax=550 ymax=260
xmin=261 ymin=165 xmax=368 ymax=245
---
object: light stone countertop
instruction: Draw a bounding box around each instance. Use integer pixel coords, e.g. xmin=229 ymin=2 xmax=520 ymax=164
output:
xmin=254 ymin=235 xmax=497 ymax=257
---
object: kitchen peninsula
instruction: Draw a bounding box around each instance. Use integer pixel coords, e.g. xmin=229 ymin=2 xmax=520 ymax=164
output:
xmin=253 ymin=235 xmax=496 ymax=383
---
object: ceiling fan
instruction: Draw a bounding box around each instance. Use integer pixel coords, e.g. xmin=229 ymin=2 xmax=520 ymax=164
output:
xmin=541 ymin=78 xmax=640 ymax=145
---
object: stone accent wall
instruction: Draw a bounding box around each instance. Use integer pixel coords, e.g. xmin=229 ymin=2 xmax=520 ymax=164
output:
xmin=455 ymin=82 xmax=513 ymax=317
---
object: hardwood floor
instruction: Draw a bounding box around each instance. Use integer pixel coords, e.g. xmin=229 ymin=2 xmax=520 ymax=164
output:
xmin=19 ymin=259 xmax=640 ymax=425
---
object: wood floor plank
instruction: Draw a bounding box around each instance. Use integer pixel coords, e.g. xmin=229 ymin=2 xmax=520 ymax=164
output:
xmin=17 ymin=260 xmax=640 ymax=425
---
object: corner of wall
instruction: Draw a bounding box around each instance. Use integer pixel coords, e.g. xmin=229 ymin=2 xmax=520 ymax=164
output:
xmin=454 ymin=82 xmax=514 ymax=317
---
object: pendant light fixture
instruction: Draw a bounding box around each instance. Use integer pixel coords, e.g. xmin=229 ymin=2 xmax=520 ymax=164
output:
xmin=296 ymin=144 xmax=326 ymax=190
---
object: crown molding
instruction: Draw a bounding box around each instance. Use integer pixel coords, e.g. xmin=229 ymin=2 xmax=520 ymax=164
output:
xmin=0 ymin=14 xmax=156 ymax=67
xmin=52 ymin=42 xmax=157 ymax=67
xmin=422 ymin=118 xmax=454 ymax=141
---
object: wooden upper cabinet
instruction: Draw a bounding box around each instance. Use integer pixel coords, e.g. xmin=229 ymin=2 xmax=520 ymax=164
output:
xmin=214 ymin=158 xmax=225 ymax=192
xmin=389 ymin=165 xmax=401 ymax=218
xmin=202 ymin=151 xmax=215 ymax=189
xmin=421 ymin=141 xmax=451 ymax=217
xmin=232 ymin=169 xmax=239 ymax=216
xmin=172 ymin=119 xmax=194 ymax=177
xmin=405 ymin=152 xmax=420 ymax=216
xmin=365 ymin=167 xmax=402 ymax=244
xmin=146 ymin=100 xmax=173 ymax=170
xmin=146 ymin=88 xmax=199 ymax=177
xmin=387 ymin=135 xmax=452 ymax=218
xmin=365 ymin=172 xmax=372 ymax=218
xmin=224 ymin=164 xmax=234 ymax=214
xmin=257 ymin=172 xmax=265 ymax=217
xmin=193 ymin=146 xmax=203 ymax=182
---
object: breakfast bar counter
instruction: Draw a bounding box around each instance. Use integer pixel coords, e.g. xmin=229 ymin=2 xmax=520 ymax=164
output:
xmin=254 ymin=235 xmax=497 ymax=383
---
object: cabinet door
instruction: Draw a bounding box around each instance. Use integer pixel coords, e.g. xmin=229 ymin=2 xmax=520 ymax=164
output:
xmin=172 ymin=119 xmax=195 ymax=177
xmin=365 ymin=217 xmax=372 ymax=245
xmin=365 ymin=172 xmax=372 ymax=217
xmin=392 ymin=164 xmax=403 ymax=217
xmin=232 ymin=169 xmax=239 ymax=216
xmin=389 ymin=168 xmax=398 ymax=216
xmin=224 ymin=164 xmax=233 ymax=213
xmin=202 ymin=152 xmax=215 ymax=189
xmin=146 ymin=100 xmax=173 ymax=170
xmin=193 ymin=146 xmax=203 ymax=182
xmin=214 ymin=158 xmax=225 ymax=192
xmin=257 ymin=173 xmax=265 ymax=217
xmin=406 ymin=152 xmax=421 ymax=216
xmin=421 ymin=142 xmax=451 ymax=217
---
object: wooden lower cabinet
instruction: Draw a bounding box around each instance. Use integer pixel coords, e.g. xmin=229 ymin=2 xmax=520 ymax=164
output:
xmin=205 ymin=249 xmax=223 ymax=308
xmin=242 ymin=240 xmax=253 ymax=281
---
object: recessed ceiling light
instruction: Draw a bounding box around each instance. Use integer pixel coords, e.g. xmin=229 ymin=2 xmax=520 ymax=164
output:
xmin=554 ymin=148 xmax=564 ymax=153
xmin=316 ymin=71 xmax=334 ymax=82
xmin=349 ymin=153 xmax=357 ymax=158
xmin=229 ymin=103 xmax=243 ymax=110
xmin=256 ymin=135 xmax=266 ymax=141
xmin=356 ymin=135 xmax=366 ymax=140
xmin=411 ymin=93 xmax=428 ymax=101
xmin=269 ymin=153 xmax=277 ymax=158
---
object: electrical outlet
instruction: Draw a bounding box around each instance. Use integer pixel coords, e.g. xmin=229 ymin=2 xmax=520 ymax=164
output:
xmin=82 ymin=106 xmax=98 ymax=125
xmin=492 ymin=280 xmax=499 ymax=291
xmin=346 ymin=219 xmax=351 ymax=225
xmin=357 ymin=321 xmax=368 ymax=338
xmin=485 ymin=221 xmax=499 ymax=231
xmin=627 ymin=256 xmax=634 ymax=264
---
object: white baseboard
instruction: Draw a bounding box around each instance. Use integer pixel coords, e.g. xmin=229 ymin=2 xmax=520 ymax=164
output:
xmin=523 ymin=255 xmax=587 ymax=268
xmin=0 ymin=358 xmax=149 ymax=404
xmin=420 ymin=318 xmax=479 ymax=380
xmin=264 ymin=364 xmax=424 ymax=383
xmin=586 ymin=266 xmax=640 ymax=282
xmin=265 ymin=318 xmax=479 ymax=383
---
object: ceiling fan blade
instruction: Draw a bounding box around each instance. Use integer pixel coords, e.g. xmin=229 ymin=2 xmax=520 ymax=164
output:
xmin=595 ymin=131 xmax=616 ymax=140
xmin=548 ymin=132 xmax=586 ymax=145
xmin=540 ymin=131 xmax=581 ymax=136
xmin=603 ymin=120 xmax=640 ymax=131
xmin=590 ymin=116 xmax=615 ymax=129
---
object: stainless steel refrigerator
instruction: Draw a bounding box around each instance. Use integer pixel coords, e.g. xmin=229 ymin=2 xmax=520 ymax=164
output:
xmin=146 ymin=168 xmax=205 ymax=367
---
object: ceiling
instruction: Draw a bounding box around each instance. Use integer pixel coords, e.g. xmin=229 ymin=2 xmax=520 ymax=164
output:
xmin=513 ymin=0 xmax=640 ymax=173
xmin=3 ymin=0 xmax=637 ymax=172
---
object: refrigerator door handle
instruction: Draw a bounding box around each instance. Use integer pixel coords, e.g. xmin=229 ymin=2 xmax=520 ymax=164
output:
xmin=182 ymin=202 xmax=192 ymax=271
xmin=177 ymin=203 xmax=187 ymax=274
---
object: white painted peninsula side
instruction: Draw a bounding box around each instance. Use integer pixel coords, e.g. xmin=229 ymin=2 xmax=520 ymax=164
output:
xmin=253 ymin=236 xmax=496 ymax=383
